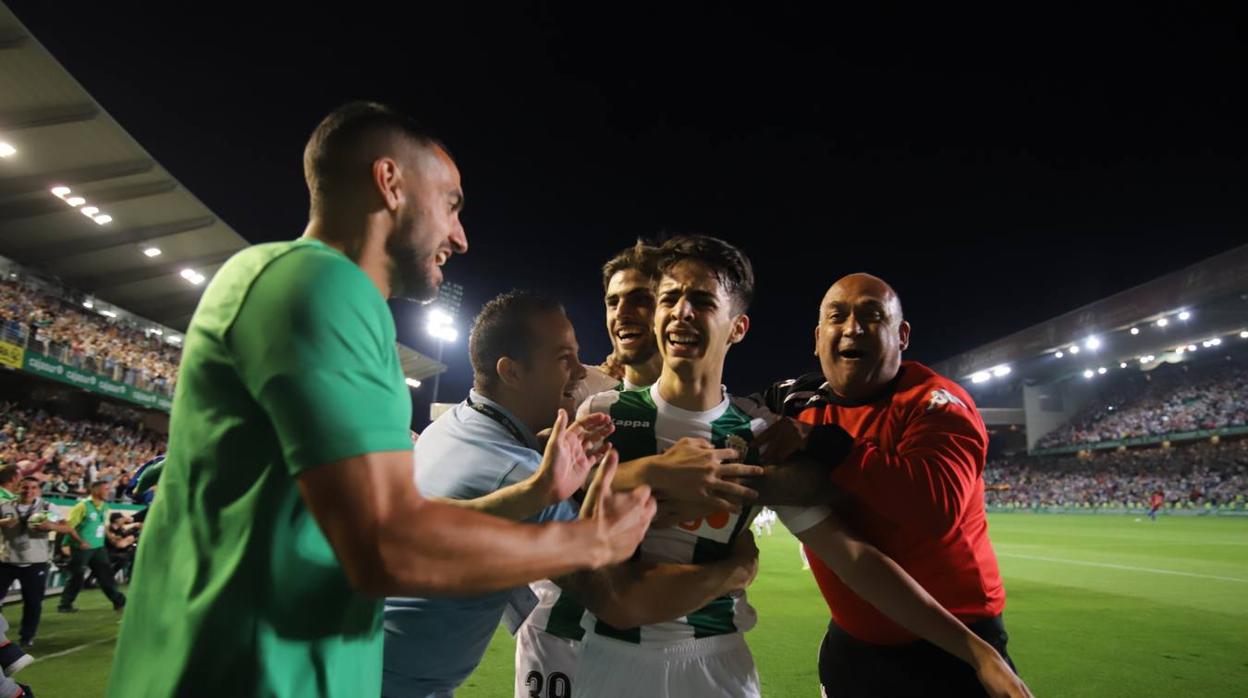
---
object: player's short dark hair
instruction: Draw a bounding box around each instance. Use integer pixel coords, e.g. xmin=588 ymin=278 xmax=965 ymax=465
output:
xmin=470 ymin=291 xmax=566 ymax=391
xmin=601 ymin=239 xmax=660 ymax=291
xmin=19 ymin=476 xmax=39 ymax=486
xmin=303 ymin=101 xmax=444 ymax=215
xmin=656 ymin=235 xmax=755 ymax=313
xmin=0 ymin=465 xmax=18 ymax=486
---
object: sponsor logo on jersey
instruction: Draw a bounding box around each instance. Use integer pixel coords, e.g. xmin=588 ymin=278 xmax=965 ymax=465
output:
xmin=678 ymin=511 xmax=739 ymax=544
xmin=927 ymin=388 xmax=967 ymax=412
xmin=612 ymin=419 xmax=653 ymax=428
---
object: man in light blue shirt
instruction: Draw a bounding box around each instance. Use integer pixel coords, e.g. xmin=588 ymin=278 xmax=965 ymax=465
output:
xmin=382 ymin=291 xmax=605 ymax=697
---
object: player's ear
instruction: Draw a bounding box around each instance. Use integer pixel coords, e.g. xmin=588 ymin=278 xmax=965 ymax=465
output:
xmin=372 ymin=157 xmax=404 ymax=212
xmin=813 ymin=323 xmax=820 ymax=357
xmin=496 ymin=356 xmax=522 ymax=390
xmin=729 ymin=314 xmax=750 ymax=345
xmin=898 ymin=320 xmax=911 ymax=352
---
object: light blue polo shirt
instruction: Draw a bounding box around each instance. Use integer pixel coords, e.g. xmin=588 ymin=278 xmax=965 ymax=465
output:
xmin=382 ymin=390 xmax=578 ymax=698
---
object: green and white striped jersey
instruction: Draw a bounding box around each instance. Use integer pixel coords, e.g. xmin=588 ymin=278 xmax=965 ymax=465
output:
xmin=575 ymin=382 xmax=772 ymax=645
xmin=519 ymin=375 xmax=650 ymax=643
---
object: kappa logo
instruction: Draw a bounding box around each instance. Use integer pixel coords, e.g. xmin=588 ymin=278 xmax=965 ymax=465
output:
xmin=613 ymin=419 xmax=652 ymax=428
xmin=927 ymin=389 xmax=967 ymax=412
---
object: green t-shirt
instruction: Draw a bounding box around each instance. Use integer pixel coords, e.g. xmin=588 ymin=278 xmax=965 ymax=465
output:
xmin=0 ymin=488 xmax=15 ymax=503
xmin=107 ymin=239 xmax=414 ymax=698
xmin=67 ymin=498 xmax=110 ymax=549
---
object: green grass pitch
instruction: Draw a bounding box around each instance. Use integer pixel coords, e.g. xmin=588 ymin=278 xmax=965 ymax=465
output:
xmin=10 ymin=515 xmax=1247 ymax=696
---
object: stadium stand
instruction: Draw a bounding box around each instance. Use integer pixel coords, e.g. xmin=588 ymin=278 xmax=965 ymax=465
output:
xmin=0 ymin=399 xmax=165 ymax=500
xmin=986 ymin=437 xmax=1248 ymax=511
xmin=1 ymin=276 xmax=181 ymax=395
xmin=1035 ymin=359 xmax=1248 ymax=449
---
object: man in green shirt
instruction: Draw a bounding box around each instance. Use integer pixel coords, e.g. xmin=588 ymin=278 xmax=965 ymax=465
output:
xmin=57 ymin=476 xmax=125 ymax=614
xmin=107 ymin=102 xmax=655 ymax=698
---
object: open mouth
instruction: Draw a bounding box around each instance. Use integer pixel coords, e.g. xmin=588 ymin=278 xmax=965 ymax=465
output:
xmin=666 ymin=328 xmax=701 ymax=349
xmin=615 ymin=327 xmax=647 ymax=346
xmin=838 ymin=348 xmax=867 ymax=360
xmin=435 ymin=250 xmax=450 ymax=266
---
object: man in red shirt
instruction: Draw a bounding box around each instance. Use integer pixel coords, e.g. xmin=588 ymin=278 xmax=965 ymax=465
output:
xmin=754 ymin=273 xmax=1019 ymax=697
xmin=1149 ymin=490 xmax=1165 ymax=521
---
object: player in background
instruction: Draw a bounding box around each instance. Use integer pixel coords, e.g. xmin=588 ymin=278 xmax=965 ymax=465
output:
xmin=1149 ymin=490 xmax=1165 ymax=521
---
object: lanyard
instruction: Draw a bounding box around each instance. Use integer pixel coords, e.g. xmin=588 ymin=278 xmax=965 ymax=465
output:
xmin=466 ymin=396 xmax=531 ymax=448
xmin=16 ymin=501 xmax=42 ymax=530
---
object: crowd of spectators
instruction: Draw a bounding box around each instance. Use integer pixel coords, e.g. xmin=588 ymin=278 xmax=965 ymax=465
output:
xmin=0 ymin=278 xmax=181 ymax=395
xmin=986 ymin=437 xmax=1248 ymax=509
xmin=0 ymin=401 xmax=166 ymax=501
xmin=1036 ymin=358 xmax=1248 ymax=449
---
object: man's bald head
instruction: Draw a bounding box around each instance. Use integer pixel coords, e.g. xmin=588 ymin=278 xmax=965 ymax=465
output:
xmin=303 ymin=101 xmax=444 ymax=217
xmin=821 ymin=273 xmax=904 ymax=324
xmin=815 ymin=272 xmax=911 ymax=401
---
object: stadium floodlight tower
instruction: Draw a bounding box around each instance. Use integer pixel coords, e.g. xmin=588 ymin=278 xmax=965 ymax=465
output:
xmin=425 ymin=281 xmax=463 ymax=405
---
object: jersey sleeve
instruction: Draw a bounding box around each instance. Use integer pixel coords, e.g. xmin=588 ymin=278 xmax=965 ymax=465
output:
xmin=577 ymin=390 xmax=621 ymax=420
xmin=730 ymin=395 xmax=832 ymax=533
xmin=829 ymin=380 xmax=988 ymax=533
xmin=771 ymin=504 xmax=832 ymax=534
xmin=134 ymin=457 xmax=165 ymax=495
xmin=66 ymin=501 xmax=87 ymax=529
xmin=230 ymin=250 xmax=414 ymax=476
xmin=730 ymin=395 xmax=781 ymax=431
xmin=746 ymin=373 xmax=826 ymax=416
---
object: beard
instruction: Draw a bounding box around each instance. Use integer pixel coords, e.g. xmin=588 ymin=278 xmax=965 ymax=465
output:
xmin=613 ymin=339 xmax=659 ymax=366
xmin=386 ymin=211 xmax=440 ymax=302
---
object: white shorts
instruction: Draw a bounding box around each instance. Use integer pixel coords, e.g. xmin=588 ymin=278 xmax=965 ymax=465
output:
xmin=573 ymin=633 xmax=760 ymax=698
xmin=515 ymin=622 xmax=581 ymax=698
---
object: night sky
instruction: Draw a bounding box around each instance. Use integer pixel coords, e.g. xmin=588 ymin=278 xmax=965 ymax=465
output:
xmin=9 ymin=3 xmax=1244 ymax=425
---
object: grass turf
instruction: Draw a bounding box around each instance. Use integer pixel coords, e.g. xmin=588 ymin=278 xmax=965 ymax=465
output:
xmin=9 ymin=515 xmax=1247 ymax=696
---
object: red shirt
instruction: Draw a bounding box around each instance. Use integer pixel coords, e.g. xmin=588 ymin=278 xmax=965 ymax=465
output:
xmin=1151 ymin=493 xmax=1165 ymax=508
xmin=781 ymin=361 xmax=1005 ymax=644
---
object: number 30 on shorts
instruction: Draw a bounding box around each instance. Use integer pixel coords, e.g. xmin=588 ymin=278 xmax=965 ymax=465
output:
xmin=525 ymin=670 xmax=570 ymax=698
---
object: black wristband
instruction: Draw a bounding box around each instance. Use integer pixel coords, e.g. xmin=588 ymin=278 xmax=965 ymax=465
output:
xmin=805 ymin=424 xmax=854 ymax=468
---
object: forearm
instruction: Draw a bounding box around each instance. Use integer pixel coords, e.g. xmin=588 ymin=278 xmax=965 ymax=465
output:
xmin=746 ymin=456 xmax=833 ymax=506
xmin=799 ymin=520 xmax=996 ymax=668
xmin=58 ymin=524 xmax=85 ymax=544
xmin=300 ymin=451 xmax=630 ymax=600
xmin=612 ymin=457 xmax=654 ymax=491
xmin=367 ymin=499 xmax=605 ymax=598
xmin=562 ymin=558 xmax=747 ymax=629
xmin=431 ymin=477 xmax=551 ymax=522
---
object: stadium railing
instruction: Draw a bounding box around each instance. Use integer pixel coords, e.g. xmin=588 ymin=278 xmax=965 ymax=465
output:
xmin=0 ymin=323 xmax=173 ymax=412
xmin=1031 ymin=425 xmax=1248 ymax=456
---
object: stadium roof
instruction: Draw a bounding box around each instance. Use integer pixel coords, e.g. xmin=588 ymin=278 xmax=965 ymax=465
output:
xmin=0 ymin=4 xmax=446 ymax=383
xmin=0 ymin=3 xmax=245 ymax=331
xmin=934 ymin=242 xmax=1248 ymax=386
